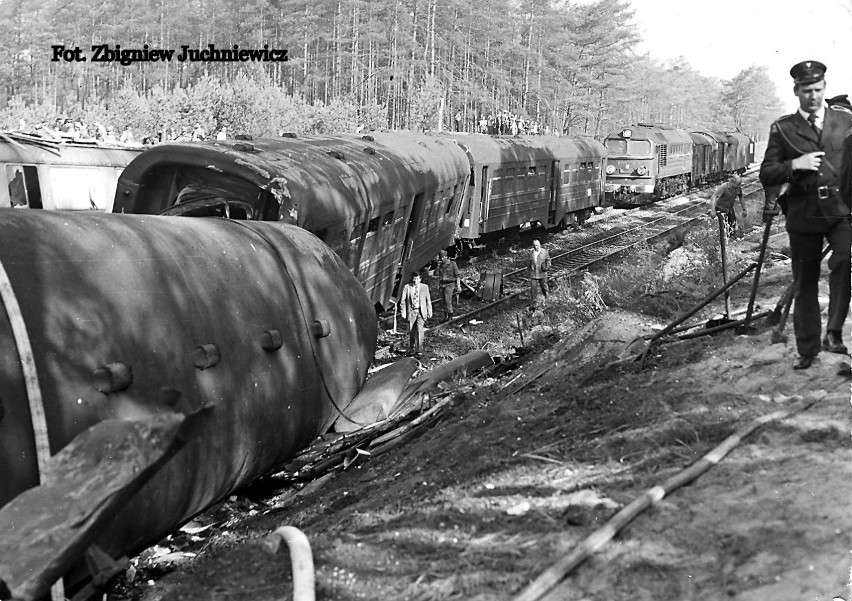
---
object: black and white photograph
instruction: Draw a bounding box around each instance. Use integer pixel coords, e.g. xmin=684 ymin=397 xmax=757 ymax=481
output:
xmin=0 ymin=0 xmax=850 ymax=599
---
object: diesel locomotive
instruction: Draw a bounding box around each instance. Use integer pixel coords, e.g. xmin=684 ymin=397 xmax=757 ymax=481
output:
xmin=603 ymin=124 xmax=754 ymax=208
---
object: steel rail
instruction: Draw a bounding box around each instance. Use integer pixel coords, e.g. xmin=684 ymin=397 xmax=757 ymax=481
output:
xmin=431 ymin=200 xmax=711 ymax=331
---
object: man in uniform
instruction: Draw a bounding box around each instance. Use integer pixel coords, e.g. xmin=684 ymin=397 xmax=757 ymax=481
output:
xmin=436 ymin=250 xmax=461 ymax=322
xmin=759 ymin=60 xmax=852 ymax=370
xmin=709 ymin=174 xmax=747 ymax=237
xmin=399 ymin=272 xmax=432 ymax=357
xmin=528 ymin=238 xmax=552 ymax=308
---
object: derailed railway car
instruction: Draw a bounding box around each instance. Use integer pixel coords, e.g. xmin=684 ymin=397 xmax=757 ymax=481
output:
xmin=603 ymin=124 xmax=693 ymax=208
xmin=0 ymin=210 xmax=376 ymax=599
xmin=439 ymin=134 xmax=606 ymax=250
xmin=0 ymin=131 xmax=142 ymax=212
xmin=113 ymin=133 xmax=469 ymax=310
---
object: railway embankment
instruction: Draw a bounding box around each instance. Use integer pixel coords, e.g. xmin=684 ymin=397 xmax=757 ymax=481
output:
xmin=110 ymin=202 xmax=851 ymax=601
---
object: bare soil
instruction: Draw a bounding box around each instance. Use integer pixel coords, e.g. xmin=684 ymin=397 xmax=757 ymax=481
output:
xmin=108 ymin=206 xmax=851 ymax=601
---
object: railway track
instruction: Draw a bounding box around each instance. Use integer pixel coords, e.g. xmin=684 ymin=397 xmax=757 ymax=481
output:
xmin=430 ymin=170 xmax=762 ymax=331
xmin=428 ymin=173 xmax=764 ymax=330
xmin=431 ymin=198 xmax=705 ymax=329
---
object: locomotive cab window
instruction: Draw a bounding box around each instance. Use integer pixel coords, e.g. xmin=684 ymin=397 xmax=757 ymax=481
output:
xmin=6 ymin=165 xmax=42 ymax=209
xmin=605 ymin=139 xmax=626 ymax=154
xmin=628 ymin=140 xmax=651 ymax=155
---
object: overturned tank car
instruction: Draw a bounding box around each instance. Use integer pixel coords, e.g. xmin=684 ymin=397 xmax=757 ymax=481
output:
xmin=0 ymin=210 xmax=377 ymax=600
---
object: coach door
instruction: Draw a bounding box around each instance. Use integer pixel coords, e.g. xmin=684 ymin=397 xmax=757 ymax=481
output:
xmin=548 ymin=160 xmax=560 ymax=226
xmin=479 ymin=166 xmax=490 ymax=224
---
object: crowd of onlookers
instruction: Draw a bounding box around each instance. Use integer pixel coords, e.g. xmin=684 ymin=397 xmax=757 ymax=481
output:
xmin=454 ymin=109 xmax=554 ymax=136
xmin=15 ymin=109 xmax=555 ymax=146
xmin=18 ymin=117 xmax=228 ymax=146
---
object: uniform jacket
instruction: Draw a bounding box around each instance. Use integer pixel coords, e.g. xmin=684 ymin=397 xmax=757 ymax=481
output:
xmin=759 ymin=106 xmax=852 ymax=233
xmin=842 ymin=130 xmax=852 ymax=208
xmin=400 ymin=282 xmax=432 ymax=321
xmin=528 ymin=248 xmax=551 ymax=279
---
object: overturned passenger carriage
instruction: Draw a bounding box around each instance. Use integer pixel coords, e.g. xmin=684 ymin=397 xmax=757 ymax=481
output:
xmin=113 ymin=132 xmax=470 ymax=310
xmin=0 ymin=131 xmax=142 ymax=212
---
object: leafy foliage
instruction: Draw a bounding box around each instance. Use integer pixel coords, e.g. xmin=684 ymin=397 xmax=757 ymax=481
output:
xmin=0 ymin=0 xmax=783 ymax=137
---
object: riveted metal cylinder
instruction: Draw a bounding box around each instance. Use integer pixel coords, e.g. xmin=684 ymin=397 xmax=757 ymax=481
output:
xmin=0 ymin=210 xmax=377 ymax=565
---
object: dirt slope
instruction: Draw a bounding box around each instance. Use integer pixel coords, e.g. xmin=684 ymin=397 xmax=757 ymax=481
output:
xmin=113 ymin=223 xmax=851 ymax=601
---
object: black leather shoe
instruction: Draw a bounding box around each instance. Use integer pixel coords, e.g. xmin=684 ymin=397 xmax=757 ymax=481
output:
xmin=822 ymin=331 xmax=848 ymax=354
xmin=793 ymin=355 xmax=816 ymax=370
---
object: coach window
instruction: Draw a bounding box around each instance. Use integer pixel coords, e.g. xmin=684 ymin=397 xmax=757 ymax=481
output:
xmin=394 ymin=213 xmax=406 ymax=241
xmin=446 ymin=184 xmax=458 ymax=214
xmin=50 ymin=166 xmax=111 ymax=210
xmin=380 ymin=211 xmax=394 ymax=245
xmin=327 ymin=227 xmax=348 ymax=260
xmin=491 ymin=170 xmax=502 ymax=196
xmin=348 ymin=222 xmax=365 ymax=271
xmin=367 ymin=215 xmax=380 ymax=237
xmin=6 ymin=165 xmax=42 ymax=209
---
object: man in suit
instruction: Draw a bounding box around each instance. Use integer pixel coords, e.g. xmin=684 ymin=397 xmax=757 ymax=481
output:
xmin=399 ymin=272 xmax=432 ymax=357
xmin=528 ymin=239 xmax=552 ymax=308
xmin=760 ymin=60 xmax=852 ymax=370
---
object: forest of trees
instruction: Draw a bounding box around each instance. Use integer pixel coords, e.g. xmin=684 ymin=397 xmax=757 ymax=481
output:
xmin=0 ymin=0 xmax=785 ymax=140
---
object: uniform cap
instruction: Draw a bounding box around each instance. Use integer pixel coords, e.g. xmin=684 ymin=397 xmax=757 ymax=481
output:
xmin=790 ymin=60 xmax=826 ymax=86
xmin=827 ymin=94 xmax=852 ymax=110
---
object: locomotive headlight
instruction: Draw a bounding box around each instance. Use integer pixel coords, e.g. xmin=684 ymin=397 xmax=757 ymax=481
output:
xmin=637 ymin=166 xmax=647 ymax=176
xmin=606 ymin=165 xmax=615 ymax=175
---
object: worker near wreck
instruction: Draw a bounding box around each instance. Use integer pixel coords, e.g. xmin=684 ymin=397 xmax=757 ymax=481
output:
xmin=436 ymin=250 xmax=461 ymax=322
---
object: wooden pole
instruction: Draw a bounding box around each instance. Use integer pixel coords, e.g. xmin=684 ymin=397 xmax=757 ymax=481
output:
xmin=717 ymin=213 xmax=731 ymax=318
xmin=512 ymin=392 xmax=825 ymax=601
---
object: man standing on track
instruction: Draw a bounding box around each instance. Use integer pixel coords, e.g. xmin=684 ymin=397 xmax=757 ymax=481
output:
xmin=759 ymin=60 xmax=852 ymax=370
xmin=437 ymin=250 xmax=461 ymax=322
xmin=528 ymin=239 xmax=551 ymax=308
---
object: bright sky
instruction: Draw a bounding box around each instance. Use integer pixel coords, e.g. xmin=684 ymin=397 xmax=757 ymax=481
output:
xmin=625 ymin=0 xmax=852 ymax=114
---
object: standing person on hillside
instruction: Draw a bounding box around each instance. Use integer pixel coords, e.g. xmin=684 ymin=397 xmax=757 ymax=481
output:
xmin=436 ymin=250 xmax=461 ymax=322
xmin=399 ymin=272 xmax=432 ymax=357
xmin=528 ymin=238 xmax=551 ymax=308
xmin=709 ymin=174 xmax=747 ymax=237
xmin=759 ymin=60 xmax=852 ymax=370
